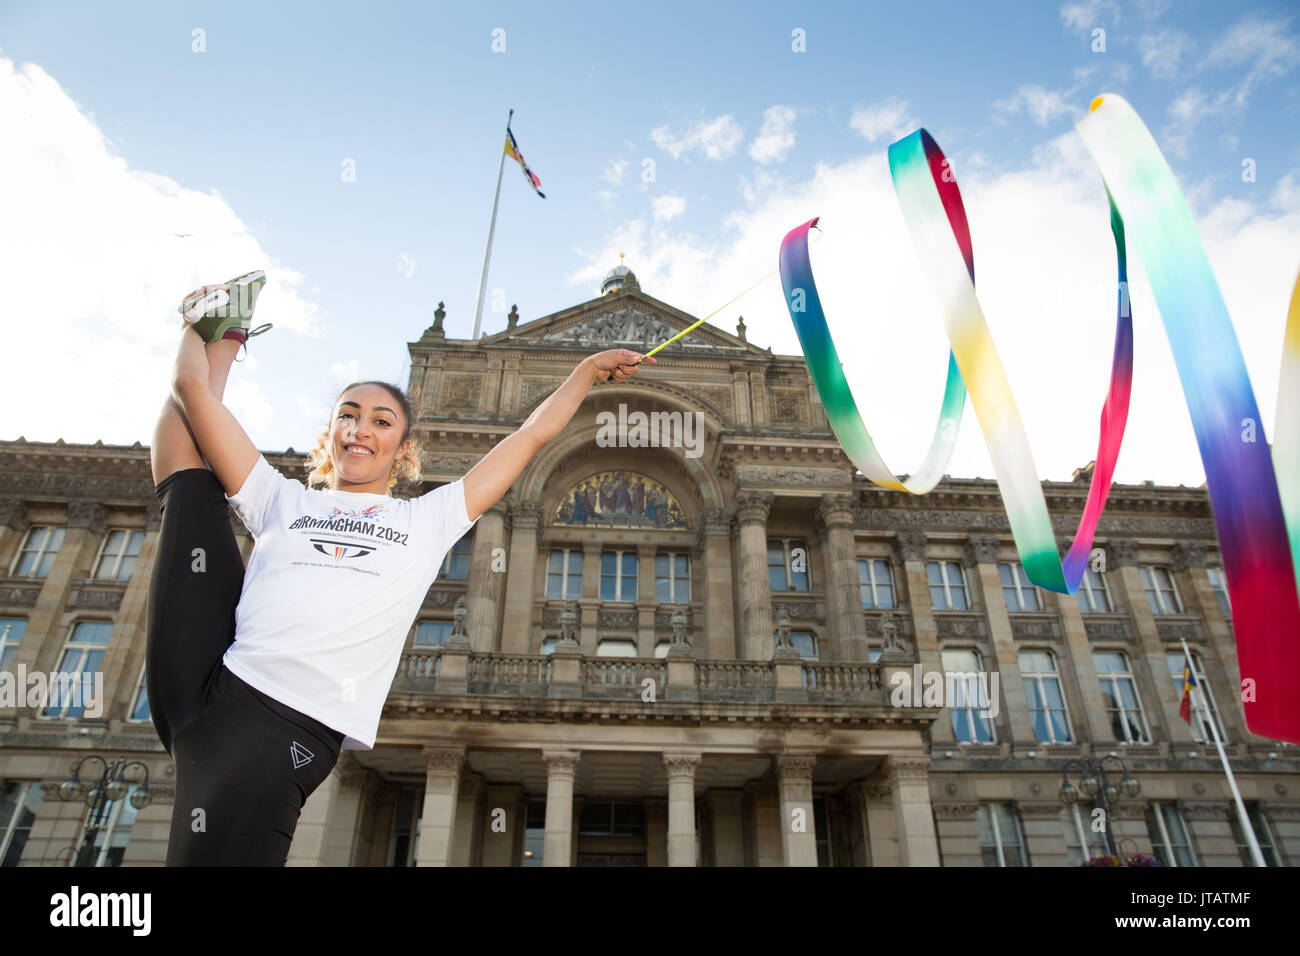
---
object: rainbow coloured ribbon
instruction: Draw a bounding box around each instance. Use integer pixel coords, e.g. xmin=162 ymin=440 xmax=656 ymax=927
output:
xmin=779 ymin=92 xmax=1300 ymax=744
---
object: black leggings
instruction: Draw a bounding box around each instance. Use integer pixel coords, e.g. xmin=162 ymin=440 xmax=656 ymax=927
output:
xmin=146 ymin=467 xmax=344 ymax=866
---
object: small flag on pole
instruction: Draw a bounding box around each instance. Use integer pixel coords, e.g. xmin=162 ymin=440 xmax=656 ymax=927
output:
xmin=505 ymin=126 xmax=545 ymax=198
xmin=1179 ymin=654 xmax=1197 ymax=724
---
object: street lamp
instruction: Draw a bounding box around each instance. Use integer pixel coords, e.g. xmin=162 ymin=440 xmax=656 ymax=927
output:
xmin=56 ymin=755 xmax=151 ymax=866
xmin=1059 ymin=754 xmax=1140 ymax=859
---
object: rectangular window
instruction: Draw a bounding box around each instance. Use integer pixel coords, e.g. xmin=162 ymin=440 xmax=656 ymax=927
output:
xmin=1094 ymin=651 xmax=1151 ymax=743
xmin=437 ymin=532 xmax=473 ymax=580
xmin=1075 ymin=567 xmax=1113 ymax=613
xmin=1230 ymin=803 xmax=1282 ymax=866
xmin=654 ymin=552 xmax=690 ymax=603
xmin=1165 ymin=651 xmax=1225 ymax=744
xmin=415 ymin=620 xmax=454 ymax=645
xmin=1064 ymin=802 xmax=1107 ymax=865
xmin=93 ymin=529 xmax=145 ymax=582
xmin=857 ymin=559 xmax=895 ymax=609
xmin=546 ymin=548 xmax=583 ymax=599
xmin=0 ymin=619 xmax=27 ymax=672
xmin=1146 ymin=802 xmax=1196 ymax=867
xmin=767 ymin=538 xmax=810 ymax=592
xmin=1140 ymin=565 xmax=1182 ymax=615
xmin=1019 ymin=649 xmax=1073 ymax=743
xmin=388 ymin=788 xmax=421 ymax=867
xmin=600 ymin=550 xmax=637 ymax=601
xmin=88 ymin=783 xmax=143 ymax=866
xmin=41 ymin=621 xmax=112 ymax=719
xmin=522 ymin=799 xmax=546 ymax=867
xmin=12 ymin=526 xmax=65 ymax=578
xmin=0 ymin=780 xmax=44 ymax=867
xmin=941 ymin=648 xmax=995 ymax=743
xmin=927 ymin=561 xmax=968 ymax=610
xmin=999 ymin=562 xmax=1040 ymax=611
xmin=128 ymin=663 xmax=150 ymax=722
xmin=976 ymin=803 xmax=1028 ymax=866
xmin=1206 ymin=567 xmax=1231 ymax=618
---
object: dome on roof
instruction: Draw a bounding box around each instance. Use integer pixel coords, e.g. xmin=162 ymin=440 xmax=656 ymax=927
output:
xmin=601 ymin=253 xmax=637 ymax=295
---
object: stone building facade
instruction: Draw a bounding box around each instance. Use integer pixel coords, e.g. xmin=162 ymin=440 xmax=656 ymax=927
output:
xmin=1 ymin=265 xmax=1297 ymax=866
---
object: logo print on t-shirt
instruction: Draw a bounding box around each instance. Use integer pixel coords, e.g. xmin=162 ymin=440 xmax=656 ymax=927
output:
xmin=326 ymin=502 xmax=389 ymax=519
xmin=290 ymin=740 xmax=314 ymax=768
xmin=309 ymin=538 xmax=376 ymax=561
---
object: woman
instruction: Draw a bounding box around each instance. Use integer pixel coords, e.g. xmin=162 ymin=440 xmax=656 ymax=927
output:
xmin=146 ymin=271 xmax=653 ymax=865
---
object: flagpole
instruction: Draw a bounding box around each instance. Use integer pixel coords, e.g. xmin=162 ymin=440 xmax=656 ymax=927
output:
xmin=1181 ymin=638 xmax=1266 ymax=866
xmin=472 ymin=108 xmax=512 ymax=342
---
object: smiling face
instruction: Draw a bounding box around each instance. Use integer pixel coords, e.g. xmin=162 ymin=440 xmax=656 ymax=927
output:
xmin=329 ymin=384 xmax=410 ymax=493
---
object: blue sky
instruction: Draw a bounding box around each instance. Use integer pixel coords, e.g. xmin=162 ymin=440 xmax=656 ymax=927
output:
xmin=1 ymin=0 xmax=1297 ymax=484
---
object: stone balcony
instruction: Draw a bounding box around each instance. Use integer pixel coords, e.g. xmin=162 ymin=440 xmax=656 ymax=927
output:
xmin=388 ymin=647 xmax=925 ymax=726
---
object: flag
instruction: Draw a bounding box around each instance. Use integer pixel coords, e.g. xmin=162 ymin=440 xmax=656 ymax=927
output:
xmin=1179 ymin=654 xmax=1197 ymax=724
xmin=504 ymin=126 xmax=545 ymax=198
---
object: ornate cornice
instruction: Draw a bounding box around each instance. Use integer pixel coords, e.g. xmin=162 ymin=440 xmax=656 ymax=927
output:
xmin=1015 ymin=802 xmax=1066 ymax=820
xmin=1170 ymin=541 xmax=1207 ymax=573
xmin=65 ymin=501 xmax=107 ymax=535
xmin=424 ymin=745 xmax=466 ymax=776
xmin=733 ymin=490 xmax=774 ymax=525
xmin=774 ymin=754 xmax=817 ymax=781
xmin=931 ymin=802 xmax=980 ymax=820
xmin=662 ymin=752 xmax=702 ymax=780
xmin=816 ymin=493 xmax=856 ymax=531
xmin=893 ymin=531 xmax=928 ymax=564
xmin=963 ymin=535 xmax=1000 ymax=568
xmin=1107 ymin=539 xmax=1139 ymax=569
xmin=1180 ymin=800 xmax=1231 ymax=821
xmin=0 ymin=498 xmax=29 ymax=532
xmin=541 ymin=750 xmax=582 ymax=777
xmin=881 ymin=754 xmax=931 ymax=786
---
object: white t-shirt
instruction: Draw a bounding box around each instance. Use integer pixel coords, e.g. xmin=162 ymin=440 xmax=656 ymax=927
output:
xmin=222 ymin=455 xmax=479 ymax=750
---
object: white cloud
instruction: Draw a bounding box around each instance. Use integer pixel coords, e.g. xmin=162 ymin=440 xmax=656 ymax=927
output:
xmin=0 ymin=54 xmax=321 ymax=449
xmin=1138 ymin=29 xmax=1194 ymax=79
xmin=397 ymin=253 xmax=416 ymax=278
xmin=597 ymin=157 xmax=629 ymax=204
xmin=749 ymin=105 xmax=797 ymax=164
xmin=1060 ymin=0 xmax=1120 ymax=33
xmin=848 ymin=96 xmax=916 ymax=143
xmin=567 ymin=121 xmax=1299 ymax=488
xmin=651 ymin=114 xmax=743 ymax=161
xmin=652 ymin=194 xmax=687 ymax=222
xmin=1203 ymin=13 xmax=1300 ymax=107
xmin=993 ymin=85 xmax=1083 ymax=126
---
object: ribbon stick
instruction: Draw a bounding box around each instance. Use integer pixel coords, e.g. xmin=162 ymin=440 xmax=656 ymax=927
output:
xmin=778 ymin=91 xmax=1300 ymax=744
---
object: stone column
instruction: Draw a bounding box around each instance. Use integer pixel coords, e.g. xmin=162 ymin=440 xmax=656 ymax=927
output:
xmin=849 ymin=779 xmax=900 ymax=866
xmin=467 ymin=502 xmax=508 ymax=652
xmin=882 ymin=755 xmax=940 ymax=866
xmin=480 ymin=783 xmax=526 ymax=867
xmin=1105 ymin=539 xmax=1181 ymax=744
xmin=697 ymin=508 xmax=736 ymax=659
xmin=500 ymin=500 xmax=543 ymax=655
xmin=775 ymin=755 xmax=818 ymax=866
xmin=289 ymin=752 xmax=375 ymax=866
xmin=893 ymin=532 xmax=954 ymax=745
xmin=663 ymin=752 xmax=701 ymax=866
xmin=735 ymin=490 xmax=774 ymax=661
xmin=415 ymin=745 xmax=465 ymax=866
xmin=963 ymin=536 xmax=1035 ymax=746
xmin=706 ymin=790 xmax=745 ymax=866
xmin=541 ymin=750 xmax=580 ymax=867
xmin=816 ymin=494 xmax=867 ymax=661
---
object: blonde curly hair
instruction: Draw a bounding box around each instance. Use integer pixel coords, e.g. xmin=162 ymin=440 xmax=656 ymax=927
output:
xmin=305 ymin=381 xmax=421 ymax=493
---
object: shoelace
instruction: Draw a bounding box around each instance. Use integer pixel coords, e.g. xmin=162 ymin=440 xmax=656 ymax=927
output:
xmin=234 ymin=323 xmax=273 ymax=363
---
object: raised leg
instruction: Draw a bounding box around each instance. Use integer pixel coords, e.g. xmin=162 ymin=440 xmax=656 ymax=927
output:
xmin=150 ymin=333 xmax=242 ymax=486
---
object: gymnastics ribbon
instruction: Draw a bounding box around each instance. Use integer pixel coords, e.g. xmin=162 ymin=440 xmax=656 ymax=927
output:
xmin=779 ymin=92 xmax=1300 ymax=744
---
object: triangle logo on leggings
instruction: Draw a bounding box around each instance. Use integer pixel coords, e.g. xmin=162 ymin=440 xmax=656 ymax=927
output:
xmin=290 ymin=740 xmax=314 ymax=769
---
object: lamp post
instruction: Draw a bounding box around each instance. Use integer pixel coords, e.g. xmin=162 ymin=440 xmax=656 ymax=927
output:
xmin=1058 ymin=754 xmax=1140 ymax=859
xmin=56 ymin=755 xmax=151 ymax=867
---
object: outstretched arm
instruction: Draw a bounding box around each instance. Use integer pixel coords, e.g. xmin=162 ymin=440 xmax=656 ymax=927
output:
xmin=170 ymin=324 xmax=261 ymax=497
xmin=462 ymin=348 xmax=654 ymax=522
